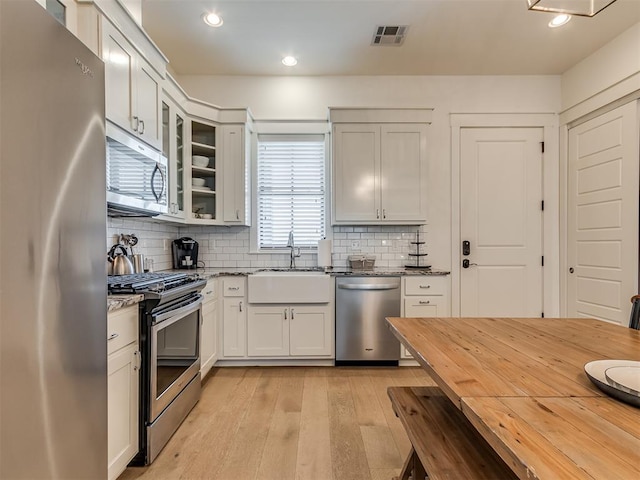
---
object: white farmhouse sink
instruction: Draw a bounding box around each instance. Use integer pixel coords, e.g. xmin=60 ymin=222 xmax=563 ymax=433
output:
xmin=248 ymin=271 xmax=331 ymax=303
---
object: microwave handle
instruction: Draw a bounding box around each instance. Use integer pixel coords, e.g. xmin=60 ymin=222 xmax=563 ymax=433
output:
xmin=151 ymin=163 xmax=165 ymax=202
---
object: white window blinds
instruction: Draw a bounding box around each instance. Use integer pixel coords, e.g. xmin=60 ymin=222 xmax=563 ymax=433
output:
xmin=257 ymin=136 xmax=326 ymax=249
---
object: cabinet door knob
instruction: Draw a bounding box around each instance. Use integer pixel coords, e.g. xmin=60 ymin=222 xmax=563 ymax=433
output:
xmin=236 ymin=209 xmax=240 ymax=220
xmin=284 ymin=308 xmax=288 ymax=320
xmin=291 ymin=309 xmax=295 ymax=319
xmin=383 ymin=209 xmax=386 ymax=219
xmin=376 ymin=209 xmax=380 ymax=219
xmin=132 ymin=116 xmax=139 ymax=132
xmin=239 ymin=301 xmax=243 ymax=312
xmin=139 ymin=120 xmax=145 ymax=135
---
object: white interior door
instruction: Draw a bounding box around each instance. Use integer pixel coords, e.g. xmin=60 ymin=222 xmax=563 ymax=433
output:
xmin=460 ymin=127 xmax=543 ymax=317
xmin=567 ymin=101 xmax=639 ymax=325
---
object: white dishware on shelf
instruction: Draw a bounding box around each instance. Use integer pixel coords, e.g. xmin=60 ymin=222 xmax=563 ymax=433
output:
xmin=192 ymin=178 xmax=206 ymax=187
xmin=192 ymin=155 xmax=209 ymax=167
xmin=201 ymin=213 xmax=213 ymax=219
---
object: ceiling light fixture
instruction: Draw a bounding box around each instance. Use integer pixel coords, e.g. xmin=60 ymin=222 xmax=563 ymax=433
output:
xmin=527 ymin=0 xmax=617 ymax=17
xmin=203 ymin=13 xmax=223 ymax=27
xmin=548 ymin=14 xmax=571 ymax=27
xmin=282 ymin=56 xmax=297 ymax=67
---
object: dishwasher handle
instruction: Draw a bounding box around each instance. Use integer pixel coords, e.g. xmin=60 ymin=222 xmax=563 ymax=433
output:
xmin=338 ymin=283 xmax=399 ymax=291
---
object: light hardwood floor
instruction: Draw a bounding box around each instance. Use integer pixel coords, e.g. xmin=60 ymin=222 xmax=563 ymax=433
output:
xmin=120 ymin=366 xmax=435 ymax=480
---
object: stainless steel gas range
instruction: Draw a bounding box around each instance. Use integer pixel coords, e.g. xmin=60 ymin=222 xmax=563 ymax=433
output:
xmin=108 ymin=272 xmax=207 ymax=464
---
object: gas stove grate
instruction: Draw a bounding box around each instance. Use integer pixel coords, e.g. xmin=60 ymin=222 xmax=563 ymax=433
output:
xmin=107 ymin=272 xmax=192 ymax=293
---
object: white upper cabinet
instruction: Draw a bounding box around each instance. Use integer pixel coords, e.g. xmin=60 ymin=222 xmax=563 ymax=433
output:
xmin=380 ymin=124 xmax=428 ymax=222
xmin=101 ymin=19 xmax=162 ymax=150
xmin=222 ymin=124 xmax=250 ymax=225
xmin=330 ymin=108 xmax=431 ymax=225
xmin=333 ymin=124 xmax=381 ymax=223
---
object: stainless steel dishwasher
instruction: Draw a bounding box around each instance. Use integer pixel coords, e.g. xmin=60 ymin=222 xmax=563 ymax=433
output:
xmin=335 ymin=276 xmax=401 ymax=366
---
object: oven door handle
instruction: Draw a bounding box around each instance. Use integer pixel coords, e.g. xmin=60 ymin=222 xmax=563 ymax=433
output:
xmin=152 ymin=294 xmax=203 ymax=327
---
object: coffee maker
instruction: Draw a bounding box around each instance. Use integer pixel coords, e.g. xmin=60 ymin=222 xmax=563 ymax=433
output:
xmin=172 ymin=237 xmax=199 ymax=269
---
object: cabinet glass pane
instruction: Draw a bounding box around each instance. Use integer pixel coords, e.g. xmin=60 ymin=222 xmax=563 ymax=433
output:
xmin=161 ymin=102 xmax=169 ymax=158
xmin=46 ymin=0 xmax=66 ymax=26
xmin=176 ymin=114 xmax=184 ymax=211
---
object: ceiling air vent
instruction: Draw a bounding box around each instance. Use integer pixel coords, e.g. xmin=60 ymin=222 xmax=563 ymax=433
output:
xmin=371 ymin=25 xmax=409 ymax=46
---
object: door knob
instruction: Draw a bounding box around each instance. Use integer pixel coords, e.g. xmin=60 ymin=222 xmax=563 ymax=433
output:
xmin=569 ymin=267 xmax=574 ymax=274
xmin=462 ymin=259 xmax=477 ymax=269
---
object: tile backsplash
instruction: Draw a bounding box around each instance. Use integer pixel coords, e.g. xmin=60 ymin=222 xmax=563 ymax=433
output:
xmin=108 ymin=218 xmax=428 ymax=271
xmin=107 ymin=217 xmax=179 ymax=272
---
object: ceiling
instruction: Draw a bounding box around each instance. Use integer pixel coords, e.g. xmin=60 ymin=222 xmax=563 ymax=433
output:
xmin=140 ymin=0 xmax=640 ymax=76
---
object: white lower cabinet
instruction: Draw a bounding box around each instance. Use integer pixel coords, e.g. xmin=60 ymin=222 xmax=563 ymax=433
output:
xmin=107 ymin=305 xmax=140 ymax=480
xmin=289 ymin=306 xmax=332 ymax=356
xmin=247 ymin=304 xmax=332 ymax=357
xmin=401 ymin=276 xmax=450 ymax=359
xmin=221 ymin=277 xmax=247 ymax=357
xmin=200 ymin=278 xmax=218 ymax=379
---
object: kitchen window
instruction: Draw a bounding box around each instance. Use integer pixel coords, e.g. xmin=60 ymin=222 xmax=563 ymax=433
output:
xmin=256 ymin=135 xmax=326 ymax=250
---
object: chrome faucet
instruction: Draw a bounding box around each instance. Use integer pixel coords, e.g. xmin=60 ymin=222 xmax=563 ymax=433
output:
xmin=287 ymin=230 xmax=301 ymax=268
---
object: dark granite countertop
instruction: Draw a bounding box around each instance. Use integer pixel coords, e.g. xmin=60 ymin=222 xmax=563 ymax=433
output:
xmin=168 ymin=266 xmax=450 ymax=279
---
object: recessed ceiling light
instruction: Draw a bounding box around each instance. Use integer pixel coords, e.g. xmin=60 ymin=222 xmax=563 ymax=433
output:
xmin=548 ymin=14 xmax=571 ymax=27
xmin=282 ymin=56 xmax=298 ymax=67
xmin=203 ymin=13 xmax=223 ymax=27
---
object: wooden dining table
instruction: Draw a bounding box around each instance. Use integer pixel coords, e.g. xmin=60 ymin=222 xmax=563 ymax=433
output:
xmin=386 ymin=317 xmax=640 ymax=480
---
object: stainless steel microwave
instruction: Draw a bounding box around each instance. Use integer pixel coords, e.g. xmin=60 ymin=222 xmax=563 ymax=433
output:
xmin=106 ymin=124 xmax=168 ymax=216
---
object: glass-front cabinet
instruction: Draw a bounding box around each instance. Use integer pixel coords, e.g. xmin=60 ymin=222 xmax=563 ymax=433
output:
xmin=161 ymin=98 xmax=186 ymax=220
xmin=190 ymin=120 xmax=218 ymax=222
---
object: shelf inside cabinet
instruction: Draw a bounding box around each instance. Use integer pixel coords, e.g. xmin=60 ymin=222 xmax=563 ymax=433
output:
xmin=192 ymin=187 xmax=216 ymax=196
xmin=191 ymin=141 xmax=216 ymax=153
xmin=192 ymin=166 xmax=216 ymax=177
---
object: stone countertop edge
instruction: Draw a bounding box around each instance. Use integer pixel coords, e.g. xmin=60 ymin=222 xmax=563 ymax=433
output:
xmin=108 ymin=294 xmax=144 ymax=312
xmin=178 ymin=267 xmax=451 ymax=278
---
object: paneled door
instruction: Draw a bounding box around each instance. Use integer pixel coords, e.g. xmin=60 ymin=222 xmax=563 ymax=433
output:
xmin=567 ymin=101 xmax=639 ymax=325
xmin=460 ymin=127 xmax=543 ymax=316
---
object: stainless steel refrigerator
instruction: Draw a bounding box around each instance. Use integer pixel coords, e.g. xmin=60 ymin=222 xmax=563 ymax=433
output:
xmin=0 ymin=1 xmax=107 ymax=478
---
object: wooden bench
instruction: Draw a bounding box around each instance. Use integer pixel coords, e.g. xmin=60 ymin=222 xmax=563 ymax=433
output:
xmin=388 ymin=386 xmax=518 ymax=480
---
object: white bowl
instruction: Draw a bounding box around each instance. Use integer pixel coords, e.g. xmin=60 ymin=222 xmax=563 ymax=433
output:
xmin=201 ymin=213 xmax=213 ymax=219
xmin=192 ymin=155 xmax=209 ymax=168
xmin=192 ymin=178 xmax=206 ymax=187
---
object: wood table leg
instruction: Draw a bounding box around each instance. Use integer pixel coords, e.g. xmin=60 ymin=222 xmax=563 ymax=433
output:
xmin=394 ymin=447 xmax=425 ymax=480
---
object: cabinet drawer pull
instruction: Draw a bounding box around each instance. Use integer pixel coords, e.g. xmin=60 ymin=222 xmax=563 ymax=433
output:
xmin=419 ymin=285 xmax=431 ymax=289
xmin=228 ymin=286 xmax=240 ymax=291
xmin=205 ymin=290 xmax=213 ymax=295
xmin=419 ymin=300 xmax=431 ymax=305
xmin=133 ymin=351 xmax=141 ymax=371
xmin=139 ymin=119 xmax=145 ymax=134
xmin=376 ymin=209 xmax=380 ymax=219
xmin=236 ymin=209 xmax=240 ymax=220
xmin=132 ymin=116 xmax=139 ymax=132
xmin=107 ymin=333 xmax=119 ymax=341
